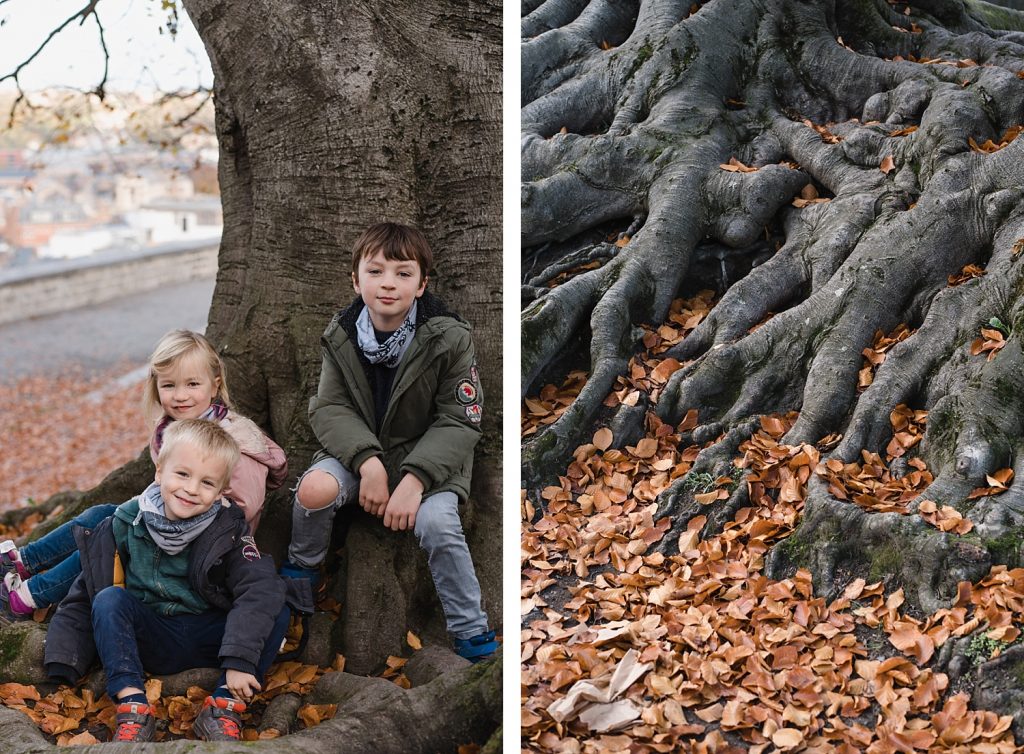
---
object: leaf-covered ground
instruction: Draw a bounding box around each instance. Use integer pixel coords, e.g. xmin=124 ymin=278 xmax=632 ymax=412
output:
xmin=522 ymin=293 xmax=1024 ymax=753
xmin=0 ymin=366 xmax=150 ymax=514
xmin=0 ymin=656 xmax=344 ymax=744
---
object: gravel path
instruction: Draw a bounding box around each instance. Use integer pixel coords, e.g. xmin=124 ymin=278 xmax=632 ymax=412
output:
xmin=0 ymin=278 xmax=215 ymax=381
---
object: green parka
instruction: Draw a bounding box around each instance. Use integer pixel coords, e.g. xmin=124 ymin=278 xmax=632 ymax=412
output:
xmin=309 ymin=292 xmax=482 ymax=501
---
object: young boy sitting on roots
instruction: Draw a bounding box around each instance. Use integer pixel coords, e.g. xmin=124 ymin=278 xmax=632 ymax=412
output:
xmin=44 ymin=419 xmax=309 ymax=743
xmin=281 ymin=222 xmax=497 ymax=662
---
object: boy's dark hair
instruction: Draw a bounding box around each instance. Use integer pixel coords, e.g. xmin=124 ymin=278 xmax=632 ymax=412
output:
xmin=351 ymin=222 xmax=433 ymax=280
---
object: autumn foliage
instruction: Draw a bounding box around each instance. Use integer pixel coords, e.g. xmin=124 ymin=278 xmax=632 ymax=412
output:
xmin=0 ymin=367 xmax=149 ymax=515
xmin=522 ymin=293 xmax=1024 ymax=753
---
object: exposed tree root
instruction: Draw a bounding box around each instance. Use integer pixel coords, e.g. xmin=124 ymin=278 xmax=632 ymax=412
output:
xmin=524 ymin=0 xmax=1024 ymax=726
xmin=0 ymin=649 xmax=500 ymax=753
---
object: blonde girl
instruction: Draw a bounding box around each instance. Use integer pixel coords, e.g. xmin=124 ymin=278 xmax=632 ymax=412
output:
xmin=0 ymin=330 xmax=286 ymax=619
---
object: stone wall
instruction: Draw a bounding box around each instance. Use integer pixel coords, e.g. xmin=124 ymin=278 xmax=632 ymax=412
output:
xmin=0 ymin=240 xmax=218 ymax=326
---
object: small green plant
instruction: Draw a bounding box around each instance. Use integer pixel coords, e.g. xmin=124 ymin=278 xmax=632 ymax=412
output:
xmin=964 ymin=631 xmax=1020 ymax=666
xmin=988 ymin=316 xmax=1011 ymax=336
xmin=681 ymin=466 xmax=745 ymax=495
xmin=682 ymin=472 xmax=717 ymax=494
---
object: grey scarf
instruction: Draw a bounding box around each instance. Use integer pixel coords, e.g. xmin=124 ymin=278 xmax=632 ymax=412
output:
xmin=135 ymin=482 xmax=222 ymax=555
xmin=355 ymin=300 xmax=418 ymax=367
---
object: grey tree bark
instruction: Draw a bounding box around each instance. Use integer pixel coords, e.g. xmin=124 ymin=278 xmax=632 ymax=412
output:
xmin=522 ymin=0 xmax=1024 ymax=724
xmin=0 ymin=0 xmax=502 ymax=749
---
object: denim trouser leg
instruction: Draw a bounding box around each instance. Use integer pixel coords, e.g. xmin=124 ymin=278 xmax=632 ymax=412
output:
xmin=23 ymin=504 xmax=117 ymax=608
xmin=287 ymin=457 xmax=358 ymax=569
xmin=288 ymin=456 xmax=488 ymax=638
xmin=93 ymin=587 xmax=292 ymax=700
xmin=413 ymin=492 xmax=489 ymax=640
xmin=28 ymin=552 xmax=83 ymax=608
xmin=21 ymin=504 xmax=117 ymax=573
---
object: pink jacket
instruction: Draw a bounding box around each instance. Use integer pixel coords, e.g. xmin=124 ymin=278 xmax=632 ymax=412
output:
xmin=150 ymin=410 xmax=288 ymax=532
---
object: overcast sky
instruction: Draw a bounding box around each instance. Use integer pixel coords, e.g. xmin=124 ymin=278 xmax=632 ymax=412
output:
xmin=0 ymin=0 xmax=213 ymax=93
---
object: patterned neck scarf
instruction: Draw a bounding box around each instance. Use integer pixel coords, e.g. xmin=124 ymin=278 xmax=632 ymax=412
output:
xmin=135 ymin=481 xmax=222 ymax=555
xmin=153 ymin=399 xmax=229 ymax=452
xmin=355 ymin=300 xmax=418 ymax=368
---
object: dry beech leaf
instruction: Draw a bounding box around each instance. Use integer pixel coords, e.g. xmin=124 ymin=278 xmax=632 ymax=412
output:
xmin=772 ymin=727 xmax=804 ymax=749
xmin=406 ymin=631 xmax=422 ymax=650
xmin=880 ymin=155 xmax=896 ymax=174
xmin=593 ymin=427 xmax=613 ymax=451
xmin=634 ymin=438 xmax=659 ymax=458
xmin=719 ymin=156 xmax=757 ymax=173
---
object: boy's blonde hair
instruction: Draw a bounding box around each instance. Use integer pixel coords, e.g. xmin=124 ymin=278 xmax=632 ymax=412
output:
xmin=142 ymin=330 xmax=231 ymax=424
xmin=157 ymin=418 xmax=240 ymax=487
xmin=351 ymin=222 xmax=433 ymax=280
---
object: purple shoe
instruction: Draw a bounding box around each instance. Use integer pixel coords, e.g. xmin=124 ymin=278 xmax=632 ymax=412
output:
xmin=0 ymin=576 xmax=34 ymax=622
xmin=0 ymin=542 xmax=29 ymax=581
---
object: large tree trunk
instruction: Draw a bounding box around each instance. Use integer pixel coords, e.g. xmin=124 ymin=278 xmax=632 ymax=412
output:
xmin=522 ymin=0 xmax=1024 ymax=748
xmin=1 ymin=0 xmax=501 ymax=750
xmin=191 ymin=0 xmax=503 ymax=675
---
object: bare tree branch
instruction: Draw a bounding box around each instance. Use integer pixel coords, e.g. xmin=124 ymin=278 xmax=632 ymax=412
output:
xmin=92 ymin=8 xmax=108 ymax=100
xmin=0 ymin=1 xmax=102 ymax=87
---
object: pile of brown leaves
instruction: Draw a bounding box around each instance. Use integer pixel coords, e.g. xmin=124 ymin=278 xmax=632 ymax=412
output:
xmin=524 ymin=371 xmax=589 ymax=438
xmin=522 ymin=298 xmax=1023 ymax=753
xmin=947 ymin=264 xmax=986 ymax=286
xmin=969 ymin=126 xmax=1022 ymax=154
xmin=604 ymin=292 xmax=714 ymax=409
xmin=858 ymin=326 xmax=914 ymax=391
xmin=970 ymin=325 xmax=1008 ymax=361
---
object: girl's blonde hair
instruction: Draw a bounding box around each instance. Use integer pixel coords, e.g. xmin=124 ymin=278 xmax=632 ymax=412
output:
xmin=142 ymin=330 xmax=231 ymax=425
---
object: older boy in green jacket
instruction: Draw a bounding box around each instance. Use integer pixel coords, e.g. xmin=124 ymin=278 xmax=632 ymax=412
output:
xmin=283 ymin=222 xmax=496 ymax=662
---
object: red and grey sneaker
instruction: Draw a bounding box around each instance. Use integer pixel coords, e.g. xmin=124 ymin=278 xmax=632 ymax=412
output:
xmin=193 ymin=696 xmax=246 ymax=741
xmin=113 ymin=702 xmax=156 ymax=742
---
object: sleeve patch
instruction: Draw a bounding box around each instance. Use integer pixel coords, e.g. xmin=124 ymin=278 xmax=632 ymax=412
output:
xmin=240 ymin=535 xmax=261 ymax=561
xmin=456 ymin=379 xmax=478 ymax=405
xmin=464 ymin=404 xmax=482 ymax=423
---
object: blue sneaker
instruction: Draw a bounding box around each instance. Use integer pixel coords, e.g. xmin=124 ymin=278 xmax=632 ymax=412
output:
xmin=453 ymin=630 xmax=498 ymax=663
xmin=279 ymin=559 xmax=321 ymax=592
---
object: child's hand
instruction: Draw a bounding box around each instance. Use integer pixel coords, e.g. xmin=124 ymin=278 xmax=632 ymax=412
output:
xmin=225 ymin=669 xmax=261 ymax=702
xmin=358 ymin=456 xmax=390 ymax=516
xmin=382 ymin=474 xmax=424 ymax=531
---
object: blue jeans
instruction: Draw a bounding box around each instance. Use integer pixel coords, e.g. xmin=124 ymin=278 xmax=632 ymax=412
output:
xmin=288 ymin=455 xmax=488 ymax=639
xmin=91 ymin=586 xmax=291 ymax=700
xmin=22 ymin=504 xmax=117 ymax=608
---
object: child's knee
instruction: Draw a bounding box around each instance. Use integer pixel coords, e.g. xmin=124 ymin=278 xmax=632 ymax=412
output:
xmin=92 ymin=585 xmax=131 ymax=614
xmin=295 ymin=470 xmax=340 ymax=511
xmin=414 ymin=503 xmax=463 ymax=547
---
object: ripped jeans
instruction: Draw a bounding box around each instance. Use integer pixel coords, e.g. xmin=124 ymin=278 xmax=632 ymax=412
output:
xmin=288 ymin=455 xmax=488 ymax=640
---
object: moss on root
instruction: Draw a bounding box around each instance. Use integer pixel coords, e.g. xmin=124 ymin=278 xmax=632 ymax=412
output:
xmin=628 ymin=38 xmax=654 ymax=80
xmin=781 ymin=532 xmax=813 ymax=564
xmin=868 ymin=543 xmax=904 ymax=583
xmin=983 ymin=528 xmax=1024 ymax=566
xmin=0 ymin=628 xmax=27 ymax=669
